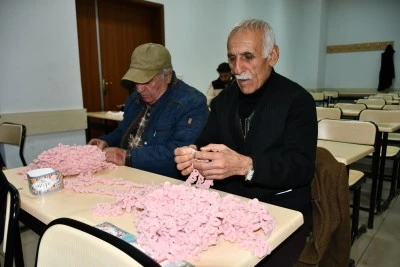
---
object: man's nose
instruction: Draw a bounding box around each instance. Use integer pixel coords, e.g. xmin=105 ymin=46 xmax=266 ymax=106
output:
xmin=136 ymin=84 xmax=145 ymax=93
xmin=231 ymin=59 xmax=245 ymax=75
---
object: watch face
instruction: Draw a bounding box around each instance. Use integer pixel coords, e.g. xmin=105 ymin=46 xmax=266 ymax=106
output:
xmin=245 ymin=168 xmax=254 ymax=181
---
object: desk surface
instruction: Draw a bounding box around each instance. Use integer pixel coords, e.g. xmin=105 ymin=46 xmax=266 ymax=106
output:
xmin=375 ymin=122 xmax=400 ymax=133
xmin=87 ymin=111 xmax=123 ymax=121
xmin=317 ymin=140 xmax=374 ymax=165
xmin=5 ymin=166 xmax=303 ymax=267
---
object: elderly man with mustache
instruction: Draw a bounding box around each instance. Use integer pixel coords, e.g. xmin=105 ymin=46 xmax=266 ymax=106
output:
xmin=174 ymin=19 xmax=317 ymax=266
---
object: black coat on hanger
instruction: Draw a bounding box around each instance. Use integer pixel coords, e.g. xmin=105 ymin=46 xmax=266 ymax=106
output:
xmin=377 ymin=44 xmax=395 ymax=91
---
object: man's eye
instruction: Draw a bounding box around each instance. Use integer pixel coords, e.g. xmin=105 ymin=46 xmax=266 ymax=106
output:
xmin=244 ymin=54 xmax=254 ymax=60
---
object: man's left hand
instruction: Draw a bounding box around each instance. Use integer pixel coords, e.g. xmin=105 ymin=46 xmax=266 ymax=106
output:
xmin=104 ymin=147 xmax=127 ymax=165
xmin=193 ymin=144 xmax=252 ymax=180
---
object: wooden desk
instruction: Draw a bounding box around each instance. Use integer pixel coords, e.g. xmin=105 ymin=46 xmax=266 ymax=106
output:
xmin=317 ymin=140 xmax=374 ymax=165
xmin=5 ymin=166 xmax=303 ymax=267
xmin=86 ymin=111 xmax=123 ymax=140
xmin=87 ymin=111 xmax=123 ymax=121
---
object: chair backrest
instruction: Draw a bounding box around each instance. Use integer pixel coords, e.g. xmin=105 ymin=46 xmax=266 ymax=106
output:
xmin=1 ymin=170 xmax=24 ymax=267
xmin=297 ymin=147 xmax=350 ymax=266
xmin=368 ymin=95 xmax=393 ymax=101
xmin=359 ymin=109 xmax=400 ymax=124
xmin=383 ymin=104 xmax=400 ymax=110
xmin=35 ymin=218 xmax=160 ymax=267
xmin=356 ymin=98 xmax=386 ymax=109
xmin=377 ymin=92 xmax=400 ymax=98
xmin=0 ymin=122 xmax=27 ymax=167
xmin=310 ymin=92 xmax=324 ymax=101
xmin=363 ymin=109 xmax=400 ymax=143
xmin=333 ymin=103 xmax=367 ymax=118
xmin=318 ymin=119 xmax=378 ymax=146
xmin=316 ymin=107 xmax=342 ymax=120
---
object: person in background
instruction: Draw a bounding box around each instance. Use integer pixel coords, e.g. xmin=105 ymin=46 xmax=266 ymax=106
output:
xmin=89 ymin=43 xmax=209 ymax=178
xmin=174 ymin=19 xmax=317 ymax=266
xmin=206 ymin=62 xmax=235 ymax=104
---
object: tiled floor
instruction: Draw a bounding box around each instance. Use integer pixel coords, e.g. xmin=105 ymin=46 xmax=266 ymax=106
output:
xmin=350 ymin=158 xmax=400 ymax=266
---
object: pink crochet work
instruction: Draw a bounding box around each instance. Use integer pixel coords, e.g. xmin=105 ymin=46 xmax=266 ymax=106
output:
xmin=184 ymin=147 xmax=214 ymax=189
xmin=64 ymin=173 xmax=276 ymax=262
xmin=19 ymin=144 xmax=116 ymax=176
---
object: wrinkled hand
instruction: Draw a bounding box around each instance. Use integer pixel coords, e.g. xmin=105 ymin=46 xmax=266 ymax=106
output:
xmin=88 ymin=138 xmax=108 ymax=150
xmin=193 ymin=144 xmax=252 ymax=180
xmin=103 ymin=147 xmax=126 ymax=165
xmin=174 ymin=145 xmax=197 ymax=176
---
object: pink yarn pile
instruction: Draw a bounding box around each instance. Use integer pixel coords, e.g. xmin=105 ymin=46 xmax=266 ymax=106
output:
xmin=64 ymin=173 xmax=276 ymax=262
xmin=20 ymin=144 xmax=116 ymax=176
xmin=135 ymin=182 xmax=275 ymax=262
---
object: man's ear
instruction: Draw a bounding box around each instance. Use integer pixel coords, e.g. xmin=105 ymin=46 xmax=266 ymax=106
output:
xmin=165 ymin=70 xmax=173 ymax=83
xmin=268 ymin=45 xmax=280 ymax=67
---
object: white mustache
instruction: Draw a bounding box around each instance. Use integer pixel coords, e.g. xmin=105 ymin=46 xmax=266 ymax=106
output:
xmin=235 ymin=73 xmax=252 ymax=80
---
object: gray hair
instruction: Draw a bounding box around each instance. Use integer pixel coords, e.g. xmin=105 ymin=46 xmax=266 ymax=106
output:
xmin=160 ymin=67 xmax=173 ymax=80
xmin=228 ymin=19 xmax=276 ymax=58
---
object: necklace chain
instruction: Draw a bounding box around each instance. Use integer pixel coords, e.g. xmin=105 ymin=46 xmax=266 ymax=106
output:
xmin=239 ymin=111 xmax=255 ymax=139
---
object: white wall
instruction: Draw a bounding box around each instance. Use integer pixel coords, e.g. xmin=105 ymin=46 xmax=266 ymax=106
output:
xmin=150 ymin=0 xmax=325 ymax=91
xmin=0 ymin=0 xmax=86 ymax=167
xmin=1 ymin=0 xmax=398 ymax=167
xmin=325 ymin=0 xmax=400 ymax=90
xmin=151 ymin=0 xmax=244 ymax=91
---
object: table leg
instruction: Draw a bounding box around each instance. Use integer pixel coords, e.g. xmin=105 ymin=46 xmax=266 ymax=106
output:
xmin=351 ymin=180 xmax=367 ymax=244
xmin=367 ymin=135 xmax=381 ymax=229
xmin=376 ymin=132 xmax=388 ymax=213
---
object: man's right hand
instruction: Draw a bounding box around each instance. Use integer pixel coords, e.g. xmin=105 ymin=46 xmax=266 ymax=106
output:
xmin=88 ymin=138 xmax=108 ymax=150
xmin=174 ymin=145 xmax=197 ymax=176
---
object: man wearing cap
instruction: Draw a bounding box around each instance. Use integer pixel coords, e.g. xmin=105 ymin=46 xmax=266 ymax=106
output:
xmin=206 ymin=62 xmax=235 ymax=105
xmin=88 ymin=43 xmax=209 ymax=178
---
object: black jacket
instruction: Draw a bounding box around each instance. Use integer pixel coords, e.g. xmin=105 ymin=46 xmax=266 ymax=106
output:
xmin=378 ymin=44 xmax=395 ymax=91
xmin=196 ymin=70 xmax=317 ymax=226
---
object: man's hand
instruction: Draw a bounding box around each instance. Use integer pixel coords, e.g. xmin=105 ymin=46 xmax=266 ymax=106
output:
xmin=193 ymin=144 xmax=252 ymax=180
xmin=174 ymin=145 xmax=197 ymax=176
xmin=103 ymin=147 xmax=126 ymax=165
xmin=88 ymin=139 xmax=108 ymax=150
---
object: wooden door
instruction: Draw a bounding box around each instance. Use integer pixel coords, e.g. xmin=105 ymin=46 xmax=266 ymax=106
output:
xmin=75 ymin=0 xmax=164 ymax=112
xmin=75 ymin=0 xmax=164 ymax=139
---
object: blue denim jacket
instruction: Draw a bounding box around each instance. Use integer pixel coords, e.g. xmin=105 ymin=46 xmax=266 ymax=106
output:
xmin=101 ymin=73 xmax=209 ymax=178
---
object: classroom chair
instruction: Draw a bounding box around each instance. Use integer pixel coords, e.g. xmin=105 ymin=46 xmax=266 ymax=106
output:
xmin=316 ymin=107 xmax=342 ymax=120
xmin=1 ymin=170 xmax=25 ymax=267
xmin=35 ymin=218 xmax=160 ymax=267
xmin=0 ymin=122 xmax=27 ymax=168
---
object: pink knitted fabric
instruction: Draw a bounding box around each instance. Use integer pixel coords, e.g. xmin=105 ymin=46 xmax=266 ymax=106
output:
xmin=64 ymin=172 xmax=276 ymax=262
xmin=19 ymin=144 xmax=116 ymax=176
xmin=183 ymin=169 xmax=213 ymax=190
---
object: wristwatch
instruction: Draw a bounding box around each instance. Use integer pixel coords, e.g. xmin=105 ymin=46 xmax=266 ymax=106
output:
xmin=245 ymin=166 xmax=254 ymax=182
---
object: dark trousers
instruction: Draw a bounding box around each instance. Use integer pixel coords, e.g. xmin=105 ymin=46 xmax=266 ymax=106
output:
xmin=255 ymin=225 xmax=307 ymax=267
